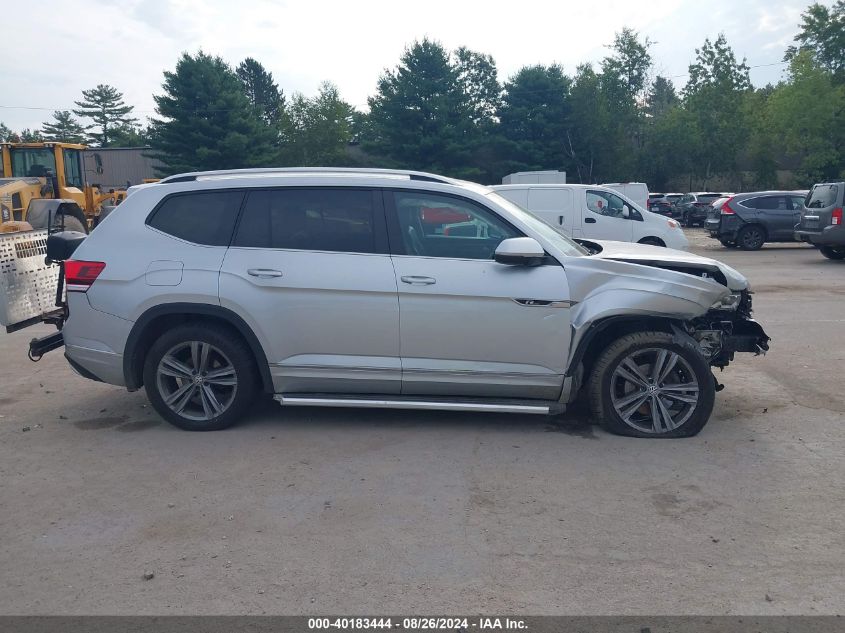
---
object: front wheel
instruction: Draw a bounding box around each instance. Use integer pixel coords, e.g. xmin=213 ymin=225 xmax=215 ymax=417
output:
xmin=143 ymin=323 xmax=258 ymax=431
xmin=819 ymin=245 xmax=845 ymax=260
xmin=588 ymin=331 xmax=716 ymax=438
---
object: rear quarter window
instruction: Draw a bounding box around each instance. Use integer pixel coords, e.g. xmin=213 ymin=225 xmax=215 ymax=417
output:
xmin=147 ymin=190 xmax=244 ymax=246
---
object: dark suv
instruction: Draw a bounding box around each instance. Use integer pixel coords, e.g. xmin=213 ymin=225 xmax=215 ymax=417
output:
xmin=676 ymin=193 xmax=726 ymax=227
xmin=706 ymin=191 xmax=808 ymax=250
xmin=795 ymin=183 xmax=845 ymax=260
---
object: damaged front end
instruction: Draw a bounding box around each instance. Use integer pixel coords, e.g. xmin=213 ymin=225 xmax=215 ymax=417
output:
xmin=685 ymin=289 xmax=770 ymax=369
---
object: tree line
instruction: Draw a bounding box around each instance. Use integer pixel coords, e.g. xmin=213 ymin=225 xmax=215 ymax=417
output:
xmin=2 ymin=1 xmax=843 ymax=189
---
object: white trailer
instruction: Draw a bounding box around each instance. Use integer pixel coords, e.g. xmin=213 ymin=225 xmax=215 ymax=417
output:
xmin=502 ymin=170 xmax=566 ymax=185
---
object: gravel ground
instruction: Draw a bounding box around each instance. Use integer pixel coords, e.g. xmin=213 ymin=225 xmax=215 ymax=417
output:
xmin=0 ymin=229 xmax=843 ymax=615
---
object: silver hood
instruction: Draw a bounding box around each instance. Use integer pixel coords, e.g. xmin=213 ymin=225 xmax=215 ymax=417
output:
xmin=585 ymin=239 xmax=749 ymax=291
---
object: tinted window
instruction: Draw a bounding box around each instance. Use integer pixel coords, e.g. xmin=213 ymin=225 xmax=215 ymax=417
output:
xmin=697 ymin=194 xmax=722 ymax=202
xmin=587 ymin=190 xmax=633 ymax=218
xmin=806 ymin=184 xmax=839 ymax=209
xmin=149 ymin=191 xmax=243 ymax=246
xmin=392 ymin=191 xmax=519 ymax=259
xmin=235 ymin=188 xmax=376 ymax=253
xmin=750 ymin=196 xmax=787 ymax=210
xmin=790 ymin=196 xmax=806 ymax=210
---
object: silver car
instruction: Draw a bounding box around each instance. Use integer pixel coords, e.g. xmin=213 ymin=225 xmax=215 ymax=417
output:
xmin=52 ymin=168 xmax=769 ymax=438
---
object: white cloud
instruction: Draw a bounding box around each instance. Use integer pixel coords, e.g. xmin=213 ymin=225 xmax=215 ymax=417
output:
xmin=0 ymin=0 xmax=808 ymax=131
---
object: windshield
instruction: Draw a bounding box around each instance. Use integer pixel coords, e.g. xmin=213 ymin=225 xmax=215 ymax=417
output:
xmin=806 ymin=184 xmax=838 ymax=209
xmin=485 ymin=191 xmax=588 ymax=257
xmin=10 ymin=148 xmax=57 ymax=178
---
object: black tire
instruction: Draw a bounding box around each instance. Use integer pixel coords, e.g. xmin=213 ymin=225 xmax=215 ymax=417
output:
xmin=638 ymin=237 xmax=665 ymax=247
xmin=143 ymin=323 xmax=258 ymax=431
xmin=819 ymin=245 xmax=845 ymax=260
xmin=588 ymin=331 xmax=716 ymax=438
xmin=737 ymin=225 xmax=765 ymax=250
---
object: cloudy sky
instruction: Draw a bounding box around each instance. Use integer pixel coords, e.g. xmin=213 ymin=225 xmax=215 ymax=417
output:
xmin=1 ymin=0 xmax=809 ymax=131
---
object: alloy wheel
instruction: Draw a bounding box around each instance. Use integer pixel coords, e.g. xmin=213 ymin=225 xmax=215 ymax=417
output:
xmin=156 ymin=341 xmax=238 ymax=421
xmin=610 ymin=347 xmax=700 ymax=434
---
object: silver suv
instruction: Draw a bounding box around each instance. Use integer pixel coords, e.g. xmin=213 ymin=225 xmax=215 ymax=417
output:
xmin=56 ymin=168 xmax=770 ymax=438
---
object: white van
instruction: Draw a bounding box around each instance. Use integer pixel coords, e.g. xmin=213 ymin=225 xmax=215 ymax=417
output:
xmin=491 ymin=184 xmax=688 ymax=250
xmin=601 ymin=182 xmax=649 ymax=210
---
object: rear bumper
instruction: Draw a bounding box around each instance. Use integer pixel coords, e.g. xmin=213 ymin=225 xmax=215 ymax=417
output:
xmin=62 ymin=293 xmax=132 ymax=387
xmin=795 ymin=225 xmax=845 ymax=246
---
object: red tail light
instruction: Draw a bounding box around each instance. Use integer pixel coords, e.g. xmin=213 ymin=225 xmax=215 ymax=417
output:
xmin=833 ymin=208 xmax=843 ymax=226
xmin=721 ymin=197 xmax=736 ymax=215
xmin=65 ymin=260 xmax=106 ymax=291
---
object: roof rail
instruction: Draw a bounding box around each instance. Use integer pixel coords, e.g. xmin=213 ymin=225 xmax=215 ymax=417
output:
xmin=158 ymin=167 xmax=455 ymax=185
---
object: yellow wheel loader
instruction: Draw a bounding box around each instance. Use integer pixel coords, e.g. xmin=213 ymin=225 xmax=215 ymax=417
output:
xmin=0 ymin=142 xmax=126 ymax=234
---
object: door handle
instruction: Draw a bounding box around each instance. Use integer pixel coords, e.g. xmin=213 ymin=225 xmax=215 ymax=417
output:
xmin=400 ymin=275 xmax=436 ymax=285
xmin=584 ymin=217 xmax=597 ymax=224
xmin=247 ymin=268 xmax=283 ymax=278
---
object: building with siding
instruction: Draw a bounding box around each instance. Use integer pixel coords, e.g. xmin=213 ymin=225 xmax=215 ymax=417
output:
xmin=82 ymin=147 xmax=161 ymax=190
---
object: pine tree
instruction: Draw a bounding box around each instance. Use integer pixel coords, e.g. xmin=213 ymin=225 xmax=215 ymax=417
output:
xmin=73 ymin=84 xmax=138 ymax=147
xmin=150 ymin=51 xmax=277 ymax=175
xmin=236 ymin=57 xmax=285 ymax=126
xmin=41 ymin=110 xmax=87 ymax=143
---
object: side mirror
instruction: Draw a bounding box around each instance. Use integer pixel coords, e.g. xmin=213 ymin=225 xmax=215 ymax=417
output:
xmin=622 ymin=206 xmax=631 ymax=219
xmin=494 ymin=237 xmax=545 ymax=266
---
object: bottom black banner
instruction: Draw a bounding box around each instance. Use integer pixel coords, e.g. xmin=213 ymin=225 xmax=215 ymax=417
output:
xmin=0 ymin=616 xmax=842 ymax=633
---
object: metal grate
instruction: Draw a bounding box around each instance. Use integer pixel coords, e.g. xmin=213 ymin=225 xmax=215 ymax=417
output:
xmin=0 ymin=230 xmax=60 ymax=328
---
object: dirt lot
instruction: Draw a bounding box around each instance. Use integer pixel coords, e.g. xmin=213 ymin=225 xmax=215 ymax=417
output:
xmin=1 ymin=230 xmax=843 ymax=615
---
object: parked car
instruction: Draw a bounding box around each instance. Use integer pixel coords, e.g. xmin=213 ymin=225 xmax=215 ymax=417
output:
xmin=47 ymin=167 xmax=769 ymax=438
xmin=676 ymin=193 xmax=726 ymax=227
xmin=705 ymin=191 xmax=808 ymax=250
xmin=491 ymin=184 xmax=688 ymax=249
xmin=795 ymin=182 xmax=845 ymax=260
xmin=649 ymin=193 xmax=683 ymax=216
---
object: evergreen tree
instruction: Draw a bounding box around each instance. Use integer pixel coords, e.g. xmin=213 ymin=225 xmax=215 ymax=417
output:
xmin=0 ymin=122 xmax=13 ymax=142
xmin=73 ymin=84 xmax=138 ymax=147
xmin=498 ymin=65 xmax=572 ymax=176
xmin=41 ymin=110 xmax=87 ymax=143
xmin=365 ymin=39 xmax=473 ymax=175
xmin=236 ymin=57 xmax=286 ymax=126
xmin=150 ymin=51 xmax=277 ymax=175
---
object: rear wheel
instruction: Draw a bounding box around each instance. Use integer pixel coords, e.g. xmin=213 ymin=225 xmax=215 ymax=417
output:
xmin=737 ymin=225 xmax=765 ymax=250
xmin=819 ymin=245 xmax=845 ymax=260
xmin=588 ymin=331 xmax=715 ymax=438
xmin=143 ymin=323 xmax=258 ymax=431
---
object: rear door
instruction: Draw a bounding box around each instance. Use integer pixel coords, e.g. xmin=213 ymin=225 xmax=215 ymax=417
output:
xmin=584 ymin=189 xmax=634 ymax=242
xmin=750 ymin=195 xmax=792 ymax=240
xmin=527 ymin=187 xmax=576 ymax=235
xmin=219 ymin=187 xmax=401 ymax=394
xmin=386 ymin=189 xmax=570 ymax=400
xmin=802 ymin=184 xmax=841 ymax=230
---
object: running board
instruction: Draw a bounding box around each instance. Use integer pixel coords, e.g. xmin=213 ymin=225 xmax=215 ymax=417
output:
xmin=274 ymin=394 xmax=563 ymax=415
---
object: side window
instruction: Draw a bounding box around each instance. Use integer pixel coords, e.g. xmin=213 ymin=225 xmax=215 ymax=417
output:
xmin=586 ymin=190 xmax=631 ymax=218
xmin=234 ymin=188 xmax=376 ymax=253
xmin=790 ymin=196 xmax=806 ymax=210
xmin=391 ymin=191 xmax=520 ymax=259
xmin=62 ymin=149 xmax=84 ymax=189
xmin=148 ymin=191 xmax=243 ymax=246
xmin=753 ymin=196 xmax=787 ymax=210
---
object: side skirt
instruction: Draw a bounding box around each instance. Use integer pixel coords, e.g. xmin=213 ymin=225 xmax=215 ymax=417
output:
xmin=275 ymin=394 xmax=565 ymax=415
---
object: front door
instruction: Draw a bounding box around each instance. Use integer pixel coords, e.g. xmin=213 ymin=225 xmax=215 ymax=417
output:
xmin=584 ymin=189 xmax=635 ymax=242
xmin=219 ymin=187 xmax=401 ymax=394
xmin=386 ymin=189 xmax=571 ymax=400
